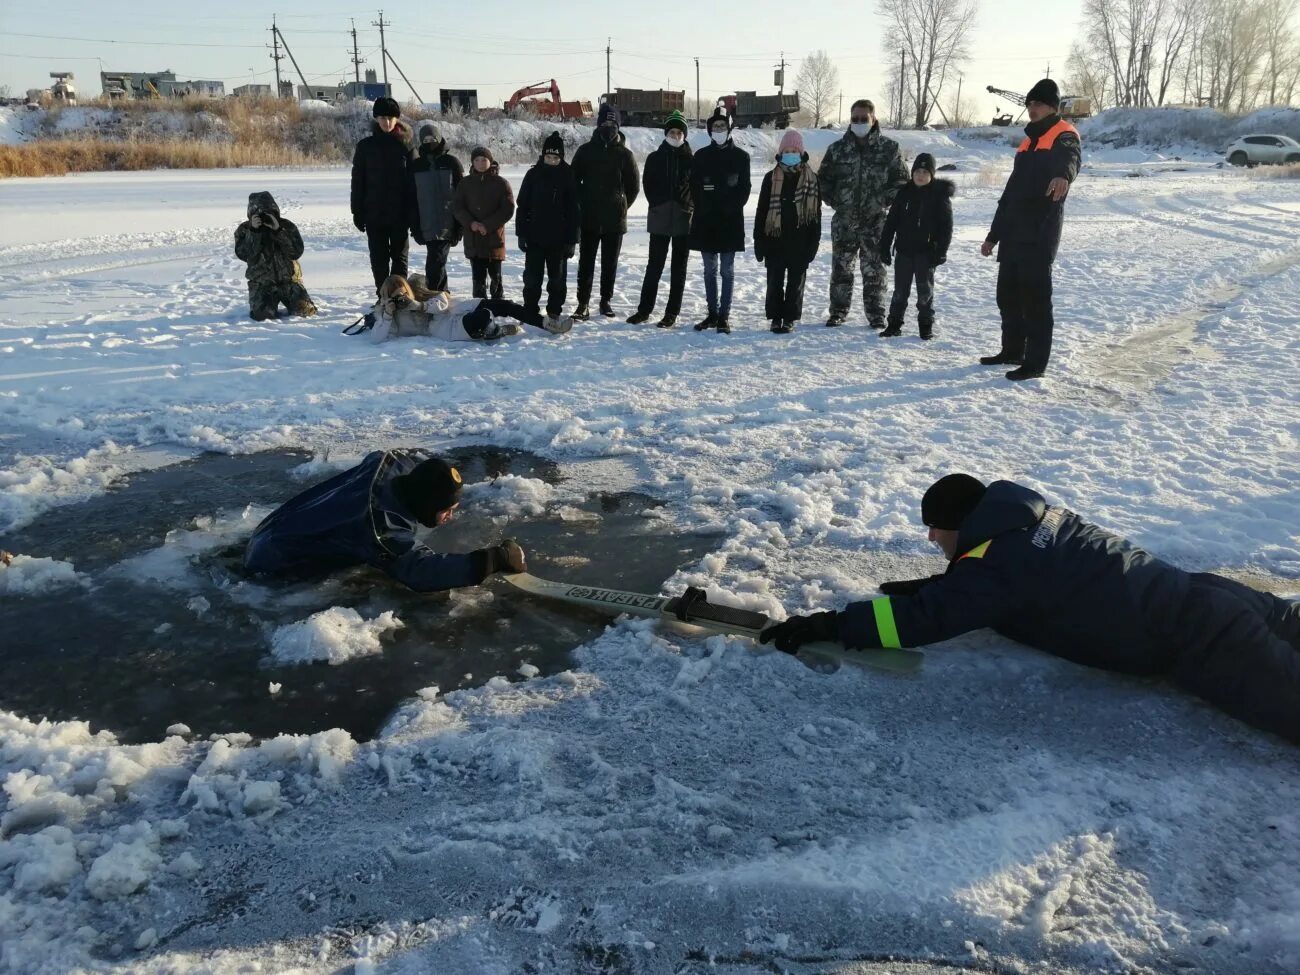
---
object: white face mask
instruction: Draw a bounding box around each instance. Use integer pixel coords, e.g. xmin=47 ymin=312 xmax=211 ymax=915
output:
xmin=666 ymin=133 xmax=685 ymax=148
xmin=850 ymin=122 xmax=871 ymax=137
xmin=711 ymin=130 xmax=728 ymax=145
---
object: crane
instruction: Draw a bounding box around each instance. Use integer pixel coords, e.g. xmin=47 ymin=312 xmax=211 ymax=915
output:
xmin=985 ymin=84 xmax=1093 ymax=126
xmin=503 ymin=79 xmax=591 ymax=119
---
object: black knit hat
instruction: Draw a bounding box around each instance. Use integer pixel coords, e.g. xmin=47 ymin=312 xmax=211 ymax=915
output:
xmin=393 ymin=457 xmax=463 ymax=525
xmin=921 ymin=474 xmax=987 ymax=530
xmin=597 ymin=102 xmax=620 ymax=127
xmin=1025 ymin=78 xmax=1060 ymax=109
xmin=372 ymin=96 xmax=401 ymax=119
xmin=471 ymin=145 xmax=494 ymax=164
xmin=912 ymin=152 xmax=936 ymax=175
xmin=707 ymin=106 xmax=731 ymax=133
xmin=542 ymin=131 xmax=565 ymax=159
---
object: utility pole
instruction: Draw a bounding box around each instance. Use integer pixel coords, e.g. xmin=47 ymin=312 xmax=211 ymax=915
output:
xmin=954 ymin=74 xmax=962 ymax=125
xmin=349 ymin=19 xmax=362 ymax=84
xmin=695 ymin=57 xmax=700 ymax=125
xmin=775 ymin=51 xmax=786 ymax=93
xmin=898 ymin=50 xmax=906 ymax=127
xmin=274 ymin=24 xmax=312 ymax=97
xmin=373 ymin=10 xmax=390 ymax=92
xmin=606 ymin=38 xmax=611 ymax=96
xmin=269 ymin=15 xmax=284 ymax=99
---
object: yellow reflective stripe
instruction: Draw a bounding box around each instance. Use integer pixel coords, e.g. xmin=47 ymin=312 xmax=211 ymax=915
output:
xmin=959 ymin=540 xmax=991 ymax=561
xmin=872 ymin=598 xmax=902 ymax=649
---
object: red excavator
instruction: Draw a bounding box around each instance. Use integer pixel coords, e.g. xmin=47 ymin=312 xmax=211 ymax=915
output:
xmin=504 ymin=79 xmax=592 ymax=119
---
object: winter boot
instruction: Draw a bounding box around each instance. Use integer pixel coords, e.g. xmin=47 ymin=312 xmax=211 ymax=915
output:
xmin=627 ymin=311 xmax=652 ymax=325
xmin=1005 ymin=366 xmax=1044 ymax=381
xmin=573 ymin=303 xmax=590 ymax=322
xmin=292 ymin=299 xmax=318 ymax=317
xmin=716 ymin=315 xmax=731 ymax=334
xmin=825 ymin=313 xmax=847 ymax=327
xmin=694 ymin=312 xmax=718 ymax=332
xmin=542 ymin=314 xmax=574 ymax=335
xmin=868 ymin=317 xmax=886 ymax=330
xmin=880 ymin=318 xmax=903 ymax=337
xmin=772 ymin=320 xmax=794 ymax=334
xmin=980 ymin=352 xmax=1023 ymax=366
xmin=599 ymin=300 xmax=615 ymax=317
xmin=656 ymin=315 xmax=678 ymax=329
xmin=919 ymin=320 xmax=934 ymax=340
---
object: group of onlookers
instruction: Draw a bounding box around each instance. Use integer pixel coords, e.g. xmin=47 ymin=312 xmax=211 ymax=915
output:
xmin=235 ymin=79 xmax=1080 ymax=379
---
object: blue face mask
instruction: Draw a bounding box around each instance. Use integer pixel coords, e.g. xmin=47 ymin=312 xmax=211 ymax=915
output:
xmin=780 ymin=152 xmax=801 ymax=167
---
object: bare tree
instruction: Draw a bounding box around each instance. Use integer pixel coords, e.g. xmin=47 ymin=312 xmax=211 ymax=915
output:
xmin=877 ymin=0 xmax=979 ymax=128
xmin=1260 ymin=0 xmax=1299 ymax=105
xmin=1065 ymin=40 xmax=1111 ymax=110
xmin=795 ymin=50 xmax=840 ymax=128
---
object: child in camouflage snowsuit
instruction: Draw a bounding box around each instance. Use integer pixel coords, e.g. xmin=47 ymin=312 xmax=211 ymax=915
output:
xmin=234 ymin=191 xmax=317 ymax=321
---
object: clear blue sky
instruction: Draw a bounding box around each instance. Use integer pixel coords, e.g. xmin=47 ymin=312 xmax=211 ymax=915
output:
xmin=0 ymin=0 xmax=1087 ymax=122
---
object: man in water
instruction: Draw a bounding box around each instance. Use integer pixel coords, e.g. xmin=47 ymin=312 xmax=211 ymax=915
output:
xmin=245 ymin=450 xmax=524 ymax=591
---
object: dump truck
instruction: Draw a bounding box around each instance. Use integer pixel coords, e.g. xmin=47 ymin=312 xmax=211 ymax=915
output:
xmin=600 ymin=88 xmax=685 ymax=128
xmin=717 ymin=90 xmax=799 ymax=129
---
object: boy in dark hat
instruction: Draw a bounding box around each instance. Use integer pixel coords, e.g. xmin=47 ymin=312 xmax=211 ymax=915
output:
xmin=452 ymin=146 xmax=516 ymax=301
xmin=628 ymin=110 xmax=693 ymax=328
xmin=516 ymin=131 xmax=581 ymax=328
xmin=690 ymin=107 xmax=751 ymax=333
xmin=352 ymin=97 xmax=415 ymax=292
xmin=879 ymin=152 xmax=954 ymax=340
xmin=245 ymin=449 xmax=526 ymax=591
xmin=408 ymin=122 xmax=464 ymax=293
xmin=571 ymin=102 xmax=641 ymax=319
xmin=759 ymin=473 xmax=1300 ymax=745
xmin=234 ymin=191 xmax=317 ymax=321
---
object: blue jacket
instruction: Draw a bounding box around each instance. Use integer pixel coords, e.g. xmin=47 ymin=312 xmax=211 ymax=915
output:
xmin=244 ymin=450 xmax=484 ymax=592
xmin=839 ymin=481 xmax=1190 ymax=674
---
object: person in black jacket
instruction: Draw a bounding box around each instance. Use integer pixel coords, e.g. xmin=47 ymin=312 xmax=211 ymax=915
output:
xmin=571 ymin=103 xmax=641 ymax=320
xmin=760 ymin=474 xmax=1300 ymax=745
xmin=628 ymin=110 xmax=693 ymax=328
xmin=690 ymin=107 xmax=751 ymax=333
xmin=753 ymin=129 xmax=821 ymax=333
xmin=352 ymin=97 xmax=415 ymax=293
xmin=408 ymin=122 xmax=464 ymax=293
xmin=879 ymin=152 xmax=954 ymax=340
xmin=979 ymin=79 xmax=1082 ymax=380
xmin=516 ymin=131 xmax=580 ymax=327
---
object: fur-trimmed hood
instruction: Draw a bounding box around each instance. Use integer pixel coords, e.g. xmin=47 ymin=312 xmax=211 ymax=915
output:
xmin=370 ymin=118 xmax=414 ymax=145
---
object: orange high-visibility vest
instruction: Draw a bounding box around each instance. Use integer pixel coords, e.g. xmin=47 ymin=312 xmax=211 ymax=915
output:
xmin=1017 ymin=119 xmax=1079 ymax=154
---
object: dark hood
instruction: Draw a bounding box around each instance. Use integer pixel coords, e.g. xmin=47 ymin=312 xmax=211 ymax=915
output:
xmin=247 ymin=191 xmax=280 ymax=218
xmin=955 ymin=480 xmax=1046 ymax=555
xmin=418 ymin=138 xmax=447 ymax=158
xmin=933 ymin=178 xmax=956 ymax=197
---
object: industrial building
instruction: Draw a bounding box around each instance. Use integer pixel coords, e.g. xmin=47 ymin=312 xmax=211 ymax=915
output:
xmin=99 ymin=71 xmax=225 ymax=100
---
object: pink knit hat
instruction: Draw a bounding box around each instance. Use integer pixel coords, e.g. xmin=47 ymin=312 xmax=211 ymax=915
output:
xmin=778 ymin=129 xmax=805 ymax=154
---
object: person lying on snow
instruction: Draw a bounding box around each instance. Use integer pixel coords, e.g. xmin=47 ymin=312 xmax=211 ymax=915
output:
xmin=233 ymin=191 xmax=317 ymax=321
xmin=360 ymin=274 xmax=572 ymax=343
xmin=244 ymin=450 xmax=525 ymax=592
xmin=761 ymin=473 xmax=1300 ymax=744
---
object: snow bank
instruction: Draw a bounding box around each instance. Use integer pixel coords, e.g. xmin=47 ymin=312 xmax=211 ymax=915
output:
xmin=1080 ymin=105 xmax=1300 ymax=153
xmin=0 ymin=554 xmax=83 ymax=595
xmin=269 ymin=607 xmax=404 ymax=666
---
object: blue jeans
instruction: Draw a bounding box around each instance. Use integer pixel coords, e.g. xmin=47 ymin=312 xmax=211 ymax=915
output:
xmin=701 ymin=251 xmax=735 ymax=316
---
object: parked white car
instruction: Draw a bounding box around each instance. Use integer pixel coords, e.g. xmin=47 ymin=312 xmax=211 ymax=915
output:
xmin=1225 ymin=134 xmax=1300 ymax=167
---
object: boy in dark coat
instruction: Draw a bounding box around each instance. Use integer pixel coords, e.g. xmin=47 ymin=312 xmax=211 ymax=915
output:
xmin=879 ymin=152 xmax=954 ymax=340
xmin=245 ymin=449 xmax=526 ymax=592
xmin=234 ymin=191 xmax=317 ymax=321
xmin=628 ymin=110 xmax=693 ymax=328
xmin=570 ymin=103 xmax=641 ymax=320
xmin=760 ymin=474 xmax=1300 ymax=745
xmin=408 ymin=122 xmax=464 ymax=293
xmin=754 ymin=130 xmax=821 ymax=333
xmin=690 ymin=107 xmax=751 ymax=333
xmin=351 ymin=97 xmax=414 ymax=293
xmin=516 ymin=131 xmax=581 ymax=327
xmin=452 ymin=146 xmax=516 ymax=301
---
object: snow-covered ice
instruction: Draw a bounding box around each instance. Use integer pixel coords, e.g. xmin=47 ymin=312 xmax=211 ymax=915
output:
xmin=1 ymin=122 xmax=1298 ymax=974
xmin=269 ymin=607 xmax=404 ymax=666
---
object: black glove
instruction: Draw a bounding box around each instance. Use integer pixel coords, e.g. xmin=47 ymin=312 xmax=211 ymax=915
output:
xmin=758 ymin=611 xmax=838 ymax=654
xmin=476 ymin=539 xmax=525 ymax=578
xmin=563 ymin=244 xmax=576 ymax=260
xmin=753 ymin=246 xmax=765 ymax=264
xmin=353 ymin=215 xmax=366 ymax=233
xmin=879 ymin=248 xmax=892 ymax=266
xmin=878 ymin=574 xmax=942 ymax=596
xmin=518 ymin=238 xmax=528 ymax=252
xmin=932 ymin=252 xmax=947 ymax=267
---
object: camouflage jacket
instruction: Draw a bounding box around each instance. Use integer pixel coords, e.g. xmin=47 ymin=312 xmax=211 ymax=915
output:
xmin=817 ymin=126 xmax=910 ymax=228
xmin=234 ymin=191 xmax=305 ymax=285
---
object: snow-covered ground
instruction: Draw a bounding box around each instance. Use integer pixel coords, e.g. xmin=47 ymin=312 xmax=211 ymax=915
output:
xmin=1 ymin=128 xmax=1299 ymax=974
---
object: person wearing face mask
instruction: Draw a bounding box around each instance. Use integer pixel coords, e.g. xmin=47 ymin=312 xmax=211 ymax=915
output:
xmin=452 ymin=146 xmax=516 ymax=301
xmin=817 ymin=99 xmax=909 ymax=329
xmin=516 ymin=131 xmax=581 ymax=329
xmin=628 ymin=110 xmax=694 ymax=328
xmin=408 ymin=122 xmax=465 ymax=293
xmin=351 ymin=97 xmax=415 ymax=293
xmin=878 ymin=152 xmax=954 ymax=340
xmin=978 ymin=78 xmax=1082 ymax=381
xmin=758 ymin=474 xmax=1300 ymax=746
xmin=570 ymin=102 xmax=641 ymax=320
xmin=753 ymin=129 xmax=822 ymax=333
xmin=689 ymin=107 xmax=752 ymax=333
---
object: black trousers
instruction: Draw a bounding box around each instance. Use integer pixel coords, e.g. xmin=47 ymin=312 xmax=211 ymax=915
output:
xmin=423 ymin=239 xmax=452 ymax=292
xmin=577 ymin=229 xmax=623 ymax=306
xmin=996 ymin=258 xmax=1054 ymax=370
xmin=888 ymin=253 xmax=936 ymax=332
xmin=637 ymin=233 xmax=689 ymax=318
xmin=366 ymin=224 xmax=409 ymax=292
xmin=471 ymin=258 xmax=503 ymax=300
xmin=764 ymin=256 xmax=809 ymax=323
xmin=522 ymin=247 xmax=568 ymax=317
xmin=1168 ymin=573 xmax=1300 ymax=744
xmin=461 ymin=298 xmax=545 ymax=338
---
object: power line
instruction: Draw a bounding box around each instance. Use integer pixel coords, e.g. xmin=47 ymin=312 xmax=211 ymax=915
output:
xmin=4 ymin=30 xmax=341 ymax=50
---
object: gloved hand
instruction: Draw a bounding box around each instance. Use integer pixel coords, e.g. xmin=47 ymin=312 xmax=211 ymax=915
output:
xmin=879 ymin=247 xmax=891 ymax=267
xmin=412 ymin=230 xmax=427 ymax=246
xmin=754 ymin=247 xmax=765 ymax=264
xmin=878 ymin=574 xmax=942 ymax=596
xmin=249 ymin=213 xmax=263 ymax=229
xmin=480 ymin=538 xmax=527 ymax=576
xmin=518 ymin=238 xmax=528 ymax=252
xmin=264 ymin=213 xmax=280 ymax=231
xmin=758 ymin=611 xmax=838 ymax=654
xmin=563 ymin=244 xmax=575 ymax=260
xmin=353 ymin=215 xmax=366 ymax=233
xmin=932 ymin=253 xmax=947 ymax=267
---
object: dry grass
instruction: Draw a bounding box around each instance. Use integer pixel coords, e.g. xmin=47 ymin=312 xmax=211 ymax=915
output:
xmin=1250 ymin=162 xmax=1300 ymax=179
xmin=972 ymin=162 xmax=1008 ymax=188
xmin=0 ymin=138 xmax=321 ymax=178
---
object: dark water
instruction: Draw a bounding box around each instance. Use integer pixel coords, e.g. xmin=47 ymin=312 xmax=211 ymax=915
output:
xmin=2 ymin=448 xmax=715 ymax=744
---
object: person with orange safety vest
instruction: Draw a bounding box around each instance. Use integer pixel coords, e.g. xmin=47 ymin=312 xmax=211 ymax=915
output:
xmin=978 ymin=79 xmax=1081 ymax=381
xmin=759 ymin=474 xmax=1300 ymax=745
